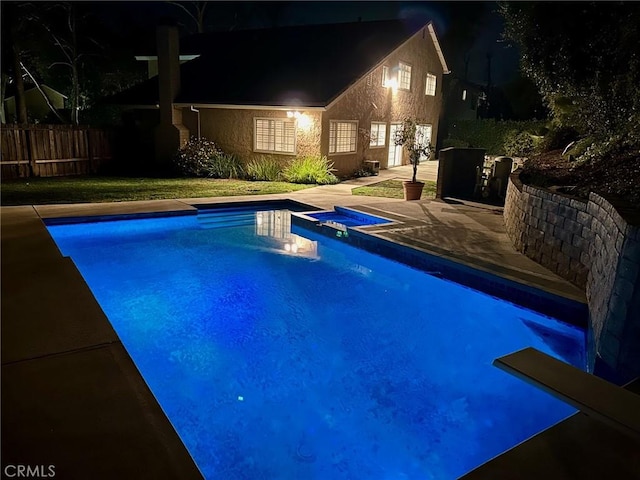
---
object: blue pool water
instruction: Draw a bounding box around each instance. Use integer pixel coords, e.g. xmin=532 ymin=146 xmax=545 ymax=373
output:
xmin=47 ymin=208 xmax=585 ymax=479
xmin=305 ymin=207 xmax=391 ymax=227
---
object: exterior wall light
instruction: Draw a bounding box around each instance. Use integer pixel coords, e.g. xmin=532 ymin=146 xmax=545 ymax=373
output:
xmin=296 ymin=113 xmax=312 ymax=130
xmin=288 ymin=111 xmax=312 ymax=131
xmin=386 ymin=78 xmax=399 ymax=93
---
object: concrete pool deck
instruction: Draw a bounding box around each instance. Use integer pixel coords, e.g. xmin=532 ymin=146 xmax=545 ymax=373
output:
xmin=3 ymin=162 xmax=627 ymax=479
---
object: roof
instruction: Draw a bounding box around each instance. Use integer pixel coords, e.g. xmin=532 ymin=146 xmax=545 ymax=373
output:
xmin=4 ymin=84 xmax=68 ymax=101
xmin=108 ymin=19 xmax=448 ymax=108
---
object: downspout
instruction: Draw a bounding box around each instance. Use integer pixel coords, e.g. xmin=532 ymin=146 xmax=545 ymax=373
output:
xmin=190 ymin=105 xmax=200 ymax=138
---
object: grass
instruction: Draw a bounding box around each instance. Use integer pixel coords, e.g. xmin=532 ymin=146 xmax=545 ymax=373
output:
xmin=352 ymin=179 xmax=437 ymax=200
xmin=0 ymin=176 xmax=314 ymax=206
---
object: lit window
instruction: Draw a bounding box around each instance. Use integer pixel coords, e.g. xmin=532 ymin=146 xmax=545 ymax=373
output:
xmin=425 ymin=73 xmax=437 ymax=96
xmin=382 ymin=66 xmax=389 ymax=87
xmin=254 ymin=118 xmax=295 ymax=154
xmin=369 ymin=122 xmax=386 ymax=147
xmin=399 ymin=62 xmax=412 ymax=90
xmin=329 ymin=121 xmax=357 ymax=154
xmin=462 ymin=89 xmax=467 ymax=101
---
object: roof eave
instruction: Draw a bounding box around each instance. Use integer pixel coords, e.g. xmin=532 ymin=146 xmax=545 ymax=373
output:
xmin=135 ymin=55 xmax=200 ymax=61
xmin=173 ymin=103 xmax=326 ymax=111
xmin=427 ymin=23 xmax=450 ymax=74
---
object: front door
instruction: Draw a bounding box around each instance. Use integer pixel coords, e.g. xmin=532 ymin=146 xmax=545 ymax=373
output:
xmin=388 ymin=123 xmax=403 ymax=167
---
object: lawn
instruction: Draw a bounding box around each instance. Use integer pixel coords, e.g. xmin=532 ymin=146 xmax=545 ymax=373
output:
xmin=352 ymin=179 xmax=437 ymax=200
xmin=0 ymin=176 xmax=314 ymax=206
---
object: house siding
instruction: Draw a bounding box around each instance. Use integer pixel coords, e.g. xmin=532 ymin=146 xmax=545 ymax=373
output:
xmin=184 ymin=108 xmax=322 ymax=165
xmin=322 ymin=26 xmax=445 ymax=175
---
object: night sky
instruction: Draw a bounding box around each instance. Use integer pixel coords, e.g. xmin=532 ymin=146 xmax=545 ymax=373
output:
xmin=92 ymin=1 xmax=519 ymax=86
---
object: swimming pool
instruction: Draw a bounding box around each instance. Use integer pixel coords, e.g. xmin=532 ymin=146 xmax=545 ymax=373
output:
xmin=46 ymin=205 xmax=585 ymax=479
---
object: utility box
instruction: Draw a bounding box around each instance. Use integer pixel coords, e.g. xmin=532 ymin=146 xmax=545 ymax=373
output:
xmin=436 ymin=148 xmax=486 ymax=199
xmin=492 ymin=156 xmax=513 ymax=198
xmin=365 ymin=160 xmax=380 ymax=175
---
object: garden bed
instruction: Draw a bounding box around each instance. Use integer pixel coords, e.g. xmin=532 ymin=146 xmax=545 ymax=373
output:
xmin=520 ymin=149 xmax=640 ymax=207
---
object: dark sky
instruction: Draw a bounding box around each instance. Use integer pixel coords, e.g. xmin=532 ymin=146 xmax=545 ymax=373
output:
xmin=92 ymin=1 xmax=519 ymax=86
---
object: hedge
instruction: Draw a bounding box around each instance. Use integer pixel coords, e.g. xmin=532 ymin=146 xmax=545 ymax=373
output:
xmin=443 ymin=119 xmax=548 ymax=155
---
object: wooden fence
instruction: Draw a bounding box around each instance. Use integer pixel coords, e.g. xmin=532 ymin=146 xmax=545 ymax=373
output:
xmin=1 ymin=124 xmax=112 ymax=179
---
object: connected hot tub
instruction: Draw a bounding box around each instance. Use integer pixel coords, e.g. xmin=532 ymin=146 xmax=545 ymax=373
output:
xmin=297 ymin=206 xmax=393 ymax=228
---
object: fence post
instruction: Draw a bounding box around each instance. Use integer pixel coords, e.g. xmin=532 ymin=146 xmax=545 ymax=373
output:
xmin=87 ymin=127 xmax=94 ymax=174
xmin=26 ymin=126 xmax=36 ymax=177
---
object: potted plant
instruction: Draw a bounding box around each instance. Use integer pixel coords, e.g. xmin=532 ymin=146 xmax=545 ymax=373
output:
xmin=393 ymin=118 xmax=432 ymax=200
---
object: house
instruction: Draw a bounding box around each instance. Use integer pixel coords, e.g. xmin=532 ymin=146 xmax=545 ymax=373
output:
xmin=3 ymin=84 xmax=67 ymax=123
xmin=442 ymin=76 xmax=487 ymax=122
xmin=110 ymin=19 xmax=450 ymax=176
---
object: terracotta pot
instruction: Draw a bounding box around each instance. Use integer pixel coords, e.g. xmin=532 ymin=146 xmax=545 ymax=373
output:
xmin=403 ymin=181 xmax=425 ymax=200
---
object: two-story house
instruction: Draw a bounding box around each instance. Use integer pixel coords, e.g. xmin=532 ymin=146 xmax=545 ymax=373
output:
xmin=110 ymin=19 xmax=450 ymax=176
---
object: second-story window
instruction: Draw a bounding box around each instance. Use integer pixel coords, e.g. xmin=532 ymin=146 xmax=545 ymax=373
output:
xmin=399 ymin=62 xmax=412 ymax=90
xmin=382 ymin=66 xmax=390 ymax=87
xmin=425 ymin=73 xmax=437 ymax=96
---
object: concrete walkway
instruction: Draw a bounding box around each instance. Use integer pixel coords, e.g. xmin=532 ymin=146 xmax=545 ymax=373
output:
xmin=1 ymin=163 xmax=588 ymax=479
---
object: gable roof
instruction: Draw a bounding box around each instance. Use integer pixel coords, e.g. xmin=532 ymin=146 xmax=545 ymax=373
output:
xmin=108 ymin=19 xmax=448 ymax=108
xmin=4 ymin=84 xmax=68 ymax=102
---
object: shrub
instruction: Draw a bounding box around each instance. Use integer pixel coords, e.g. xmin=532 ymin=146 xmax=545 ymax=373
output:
xmin=245 ymin=155 xmax=283 ymax=181
xmin=503 ymin=130 xmax=535 ymax=157
xmin=539 ymin=125 xmax=580 ymax=152
xmin=282 ymin=155 xmax=339 ymax=184
xmin=208 ymin=152 xmax=244 ymax=179
xmin=172 ymin=136 xmax=223 ymax=177
xmin=172 ymin=137 xmax=244 ymax=178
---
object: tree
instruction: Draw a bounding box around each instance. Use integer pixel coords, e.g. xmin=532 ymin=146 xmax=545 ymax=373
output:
xmin=2 ymin=2 xmax=31 ymax=124
xmin=166 ymin=1 xmax=209 ymax=34
xmin=1 ymin=1 xmax=147 ymax=125
xmin=393 ymin=118 xmax=432 ymax=183
xmin=499 ymin=2 xmax=640 ymax=158
xmin=35 ymin=2 xmax=100 ymax=125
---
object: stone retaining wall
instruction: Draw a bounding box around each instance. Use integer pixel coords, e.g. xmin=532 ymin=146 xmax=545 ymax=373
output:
xmin=504 ymin=171 xmax=640 ymax=383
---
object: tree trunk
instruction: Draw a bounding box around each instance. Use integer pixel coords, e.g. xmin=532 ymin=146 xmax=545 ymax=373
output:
xmin=5 ymin=2 xmax=28 ymax=124
xmin=0 ymin=73 xmax=8 ymax=124
xmin=70 ymin=4 xmax=79 ymax=125
xmin=12 ymin=45 xmax=28 ymax=124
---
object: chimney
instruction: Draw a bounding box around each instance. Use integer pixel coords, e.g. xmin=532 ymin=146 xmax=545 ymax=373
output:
xmin=157 ymin=23 xmax=180 ymax=126
xmin=154 ymin=21 xmax=190 ymax=170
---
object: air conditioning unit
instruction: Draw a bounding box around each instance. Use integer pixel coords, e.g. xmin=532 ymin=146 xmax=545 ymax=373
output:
xmin=365 ymin=160 xmax=380 ymax=175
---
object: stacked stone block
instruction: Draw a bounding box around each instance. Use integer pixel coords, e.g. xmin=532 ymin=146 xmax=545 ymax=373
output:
xmin=504 ymin=175 xmax=590 ymax=288
xmin=504 ymin=172 xmax=640 ymax=383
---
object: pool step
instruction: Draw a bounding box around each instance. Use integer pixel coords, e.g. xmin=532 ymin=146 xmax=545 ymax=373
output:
xmin=197 ymin=211 xmax=256 ymax=229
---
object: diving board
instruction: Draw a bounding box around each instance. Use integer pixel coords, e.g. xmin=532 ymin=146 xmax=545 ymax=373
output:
xmin=494 ymin=347 xmax=640 ymax=439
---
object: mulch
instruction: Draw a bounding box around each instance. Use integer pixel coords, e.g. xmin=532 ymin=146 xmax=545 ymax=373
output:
xmin=520 ymin=149 xmax=640 ymax=208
